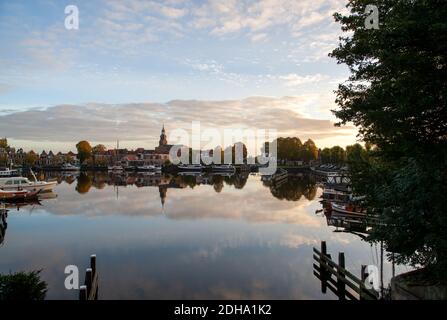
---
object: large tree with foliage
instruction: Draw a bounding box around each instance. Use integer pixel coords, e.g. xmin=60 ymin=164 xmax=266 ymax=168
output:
xmin=331 ymin=0 xmax=447 ymax=279
xmin=76 ymin=141 xmax=92 ymax=164
xmin=92 ymin=144 xmax=107 ymax=154
xmin=303 ymin=139 xmax=319 ymax=162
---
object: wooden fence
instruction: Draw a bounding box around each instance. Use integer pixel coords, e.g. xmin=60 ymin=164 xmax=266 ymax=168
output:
xmin=313 ymin=241 xmax=379 ymax=300
xmin=79 ymin=254 xmax=99 ymax=300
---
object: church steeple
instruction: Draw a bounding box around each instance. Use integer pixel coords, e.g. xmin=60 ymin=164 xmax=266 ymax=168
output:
xmin=159 ymin=124 xmax=167 ymax=146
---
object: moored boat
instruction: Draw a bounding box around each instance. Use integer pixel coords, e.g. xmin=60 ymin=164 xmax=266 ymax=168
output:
xmin=211 ymin=164 xmax=235 ymax=173
xmin=0 ymin=189 xmax=40 ymax=201
xmin=329 ymin=202 xmax=367 ymax=218
xmin=321 ymin=187 xmax=351 ymax=203
xmin=0 ymin=176 xmax=57 ymax=192
xmin=136 ymin=165 xmax=161 ymax=172
xmin=108 ymin=165 xmax=124 ymax=171
xmin=61 ymin=163 xmax=80 ymax=171
xmin=0 ymin=168 xmax=20 ymax=177
xmin=178 ymin=164 xmax=203 ymax=171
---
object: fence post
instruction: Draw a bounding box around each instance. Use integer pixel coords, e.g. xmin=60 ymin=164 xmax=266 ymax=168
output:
xmin=337 ymin=252 xmax=346 ymax=300
xmin=79 ymin=285 xmax=87 ymax=300
xmin=85 ymin=268 xmax=93 ymax=296
xmin=360 ymin=265 xmax=367 ymax=300
xmin=321 ymin=241 xmax=327 ymax=294
xmin=90 ymin=254 xmax=96 ymax=275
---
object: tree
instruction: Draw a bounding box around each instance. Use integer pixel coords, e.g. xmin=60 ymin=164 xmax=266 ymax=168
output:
xmin=276 ymin=137 xmax=302 ymax=161
xmin=92 ymin=144 xmax=107 ymax=154
xmin=0 ymin=270 xmax=47 ymax=300
xmin=330 ymin=0 xmax=447 ymax=280
xmin=320 ymin=148 xmax=331 ymax=164
xmin=303 ymin=139 xmax=318 ymax=162
xmin=0 ymin=138 xmax=8 ymax=149
xmin=0 ymin=154 xmax=7 ymax=166
xmin=24 ymin=152 xmax=39 ymax=166
xmin=329 ymin=146 xmax=346 ymax=164
xmin=76 ymin=141 xmax=92 ymax=164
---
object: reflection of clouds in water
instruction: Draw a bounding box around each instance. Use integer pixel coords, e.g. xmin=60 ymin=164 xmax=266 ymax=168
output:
xmin=280 ymin=233 xmax=318 ymax=248
xmin=40 ymin=177 xmax=324 ymax=227
xmin=1 ymin=173 xmax=397 ymax=300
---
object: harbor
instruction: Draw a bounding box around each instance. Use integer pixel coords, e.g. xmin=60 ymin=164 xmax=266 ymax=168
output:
xmin=0 ymin=168 xmax=408 ymax=299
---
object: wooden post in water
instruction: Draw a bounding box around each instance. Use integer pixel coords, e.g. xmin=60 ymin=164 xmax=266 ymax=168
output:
xmin=91 ymin=254 xmax=98 ymax=300
xmin=360 ymin=265 xmax=367 ymax=300
xmin=337 ymin=252 xmax=346 ymax=300
xmin=321 ymin=241 xmax=327 ymax=294
xmin=90 ymin=255 xmax=96 ymax=275
xmin=85 ymin=268 xmax=93 ymax=296
xmin=79 ymin=285 xmax=87 ymax=300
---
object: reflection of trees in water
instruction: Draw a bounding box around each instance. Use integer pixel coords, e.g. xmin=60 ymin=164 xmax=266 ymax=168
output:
xmin=38 ymin=171 xmax=251 ymax=194
xmin=171 ymin=173 xmax=249 ymax=193
xmin=267 ymin=175 xmax=317 ymax=201
xmin=211 ymin=175 xmax=224 ymax=193
xmin=224 ymin=173 xmax=249 ymax=190
xmin=76 ymin=173 xmax=93 ymax=194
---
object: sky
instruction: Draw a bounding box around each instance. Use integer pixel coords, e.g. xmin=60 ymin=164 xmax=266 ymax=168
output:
xmin=0 ymin=0 xmax=358 ymax=152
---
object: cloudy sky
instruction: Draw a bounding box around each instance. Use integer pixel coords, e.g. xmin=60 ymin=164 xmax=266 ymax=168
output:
xmin=0 ymin=0 xmax=357 ymax=152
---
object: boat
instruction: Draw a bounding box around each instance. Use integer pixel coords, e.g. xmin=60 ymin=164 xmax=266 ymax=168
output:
xmin=211 ymin=164 xmax=235 ymax=173
xmin=0 ymin=176 xmax=57 ymax=192
xmin=108 ymin=165 xmax=124 ymax=171
xmin=178 ymin=164 xmax=203 ymax=171
xmin=178 ymin=171 xmax=202 ymax=176
xmin=0 ymin=189 xmax=41 ymax=201
xmin=329 ymin=202 xmax=367 ymax=218
xmin=136 ymin=165 xmax=162 ymax=172
xmin=321 ymin=187 xmax=351 ymax=203
xmin=0 ymin=168 xmax=20 ymax=177
xmin=60 ymin=163 xmax=80 ymax=171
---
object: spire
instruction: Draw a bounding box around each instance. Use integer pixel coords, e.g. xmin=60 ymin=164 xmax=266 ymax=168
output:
xmin=159 ymin=125 xmax=168 ymax=146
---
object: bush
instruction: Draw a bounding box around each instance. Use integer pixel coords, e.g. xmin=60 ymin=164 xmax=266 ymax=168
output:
xmin=0 ymin=270 xmax=48 ymax=300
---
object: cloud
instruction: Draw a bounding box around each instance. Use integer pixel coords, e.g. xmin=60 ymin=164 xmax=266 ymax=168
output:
xmin=280 ymin=73 xmax=329 ymax=87
xmin=0 ymin=96 xmax=356 ymax=148
xmin=191 ymin=0 xmax=346 ymax=38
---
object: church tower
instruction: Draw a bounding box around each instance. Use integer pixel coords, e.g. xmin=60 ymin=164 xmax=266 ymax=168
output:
xmin=159 ymin=125 xmax=167 ymax=147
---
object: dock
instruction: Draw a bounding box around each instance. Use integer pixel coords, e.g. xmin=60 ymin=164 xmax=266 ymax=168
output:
xmin=79 ymin=254 xmax=99 ymax=300
xmin=313 ymin=241 xmax=379 ymax=300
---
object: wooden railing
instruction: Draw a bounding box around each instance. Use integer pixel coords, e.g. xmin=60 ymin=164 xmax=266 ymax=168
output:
xmin=79 ymin=254 xmax=99 ymax=300
xmin=313 ymin=241 xmax=379 ymax=300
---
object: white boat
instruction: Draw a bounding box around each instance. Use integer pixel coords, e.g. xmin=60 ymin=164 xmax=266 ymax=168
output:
xmin=61 ymin=163 xmax=80 ymax=171
xmin=0 ymin=176 xmax=57 ymax=192
xmin=0 ymin=168 xmax=19 ymax=177
xmin=330 ymin=202 xmax=367 ymax=218
xmin=136 ymin=165 xmax=161 ymax=172
xmin=211 ymin=164 xmax=235 ymax=173
xmin=178 ymin=164 xmax=203 ymax=171
xmin=108 ymin=165 xmax=124 ymax=171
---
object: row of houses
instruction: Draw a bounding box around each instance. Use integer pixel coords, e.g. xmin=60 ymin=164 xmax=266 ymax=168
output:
xmin=92 ymin=126 xmax=172 ymax=167
xmin=1 ymin=126 xmax=173 ymax=168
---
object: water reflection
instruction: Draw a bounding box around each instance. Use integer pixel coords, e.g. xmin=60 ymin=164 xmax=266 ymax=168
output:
xmin=48 ymin=171 xmax=318 ymax=203
xmin=0 ymin=172 xmax=404 ymax=299
xmin=0 ymin=207 xmax=7 ymax=246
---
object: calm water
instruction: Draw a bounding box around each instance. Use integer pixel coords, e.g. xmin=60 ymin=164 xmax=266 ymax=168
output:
xmin=0 ymin=172 xmax=406 ymax=299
